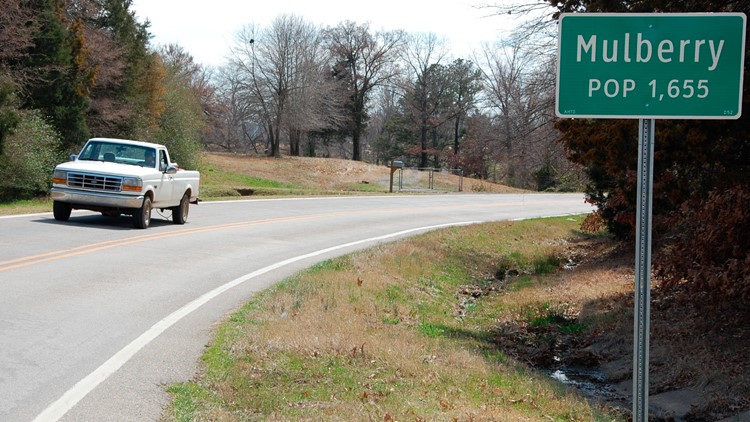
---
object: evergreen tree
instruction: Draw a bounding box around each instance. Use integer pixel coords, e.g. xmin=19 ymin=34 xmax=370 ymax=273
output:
xmin=0 ymin=74 xmax=20 ymax=156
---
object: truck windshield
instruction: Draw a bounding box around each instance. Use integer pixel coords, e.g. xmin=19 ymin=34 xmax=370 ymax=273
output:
xmin=78 ymin=141 xmax=156 ymax=168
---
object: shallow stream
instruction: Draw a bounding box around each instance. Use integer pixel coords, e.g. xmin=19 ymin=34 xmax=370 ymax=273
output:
xmin=547 ymin=364 xmax=630 ymax=412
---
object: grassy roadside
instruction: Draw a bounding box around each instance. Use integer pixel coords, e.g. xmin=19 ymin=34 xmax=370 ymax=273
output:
xmin=162 ymin=215 xmax=625 ymax=421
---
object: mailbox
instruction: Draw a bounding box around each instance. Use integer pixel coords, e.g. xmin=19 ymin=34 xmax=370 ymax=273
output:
xmin=389 ymin=161 xmax=404 ymax=192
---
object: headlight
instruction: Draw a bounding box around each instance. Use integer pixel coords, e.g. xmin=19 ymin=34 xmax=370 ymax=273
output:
xmin=122 ymin=176 xmax=143 ymax=192
xmin=52 ymin=169 xmax=67 ymax=185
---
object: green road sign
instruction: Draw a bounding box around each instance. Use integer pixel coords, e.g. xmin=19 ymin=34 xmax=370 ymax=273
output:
xmin=556 ymin=13 xmax=746 ymax=119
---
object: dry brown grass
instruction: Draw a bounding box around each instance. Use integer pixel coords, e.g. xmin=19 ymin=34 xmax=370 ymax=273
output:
xmin=202 ymin=153 xmax=525 ymax=194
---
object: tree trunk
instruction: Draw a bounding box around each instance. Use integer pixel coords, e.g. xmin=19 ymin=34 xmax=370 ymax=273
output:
xmin=351 ymin=102 xmax=365 ymax=161
xmin=306 ymin=138 xmax=316 ymax=157
xmin=419 ymin=119 xmax=428 ymax=168
xmin=352 ymin=130 xmax=361 ymax=161
xmin=453 ymin=115 xmax=461 ymax=154
xmin=267 ymin=124 xmax=280 ymax=157
xmin=289 ymin=128 xmax=300 ymax=156
xmin=431 ymin=128 xmax=440 ymax=168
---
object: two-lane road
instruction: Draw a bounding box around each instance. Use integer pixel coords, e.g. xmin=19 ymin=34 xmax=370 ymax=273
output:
xmin=0 ymin=194 xmax=592 ymax=421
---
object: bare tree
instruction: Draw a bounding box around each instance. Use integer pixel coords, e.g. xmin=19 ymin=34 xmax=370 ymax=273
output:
xmin=472 ymin=2 xmax=585 ymax=190
xmin=230 ymin=15 xmax=334 ymax=157
xmin=0 ymin=0 xmax=34 ymax=65
xmin=231 ymin=20 xmax=283 ymax=157
xmin=207 ymin=63 xmax=258 ymax=152
xmin=477 ymin=32 xmax=569 ymax=189
xmin=477 ymin=39 xmax=530 ymax=183
xmin=281 ymin=20 xmax=345 ymax=156
xmin=323 ymin=21 xmax=404 ymax=161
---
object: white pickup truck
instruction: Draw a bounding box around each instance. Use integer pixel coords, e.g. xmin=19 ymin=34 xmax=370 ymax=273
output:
xmin=51 ymin=138 xmax=200 ymax=229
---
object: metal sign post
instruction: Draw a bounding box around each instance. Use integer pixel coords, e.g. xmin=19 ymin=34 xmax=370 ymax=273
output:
xmin=633 ymin=118 xmax=655 ymax=420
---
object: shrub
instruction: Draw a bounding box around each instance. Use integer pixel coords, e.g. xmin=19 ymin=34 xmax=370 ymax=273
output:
xmin=655 ymin=184 xmax=750 ymax=302
xmin=0 ymin=110 xmax=62 ymax=201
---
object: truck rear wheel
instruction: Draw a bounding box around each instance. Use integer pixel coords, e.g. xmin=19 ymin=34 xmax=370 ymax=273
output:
xmin=53 ymin=201 xmax=72 ymax=221
xmin=133 ymin=196 xmax=152 ymax=229
xmin=172 ymin=192 xmax=189 ymax=224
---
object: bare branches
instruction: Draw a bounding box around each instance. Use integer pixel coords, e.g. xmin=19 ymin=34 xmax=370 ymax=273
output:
xmin=474 ymin=0 xmax=559 ymax=44
xmin=323 ymin=21 xmax=404 ymax=160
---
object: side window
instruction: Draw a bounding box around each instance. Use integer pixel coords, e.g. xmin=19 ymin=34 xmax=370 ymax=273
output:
xmin=80 ymin=142 xmax=99 ymax=160
xmin=159 ymin=150 xmax=168 ymax=172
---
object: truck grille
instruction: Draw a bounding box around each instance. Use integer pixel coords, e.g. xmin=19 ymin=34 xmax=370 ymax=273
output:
xmin=67 ymin=172 xmax=123 ymax=192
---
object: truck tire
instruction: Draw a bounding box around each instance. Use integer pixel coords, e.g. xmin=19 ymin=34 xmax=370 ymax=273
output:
xmin=172 ymin=192 xmax=189 ymax=224
xmin=133 ymin=196 xmax=152 ymax=229
xmin=53 ymin=201 xmax=72 ymax=221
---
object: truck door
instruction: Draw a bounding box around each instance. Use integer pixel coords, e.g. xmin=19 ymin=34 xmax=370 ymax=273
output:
xmin=157 ymin=149 xmax=175 ymax=206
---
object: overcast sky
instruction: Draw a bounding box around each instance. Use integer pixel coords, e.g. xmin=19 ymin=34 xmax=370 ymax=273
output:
xmin=130 ymin=0 xmax=531 ymax=67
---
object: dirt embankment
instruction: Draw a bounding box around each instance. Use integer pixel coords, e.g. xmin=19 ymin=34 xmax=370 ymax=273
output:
xmin=492 ymin=236 xmax=750 ymax=421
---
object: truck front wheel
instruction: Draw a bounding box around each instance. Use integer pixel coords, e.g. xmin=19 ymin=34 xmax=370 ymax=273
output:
xmin=53 ymin=201 xmax=72 ymax=221
xmin=133 ymin=196 xmax=152 ymax=229
xmin=172 ymin=192 xmax=189 ymax=224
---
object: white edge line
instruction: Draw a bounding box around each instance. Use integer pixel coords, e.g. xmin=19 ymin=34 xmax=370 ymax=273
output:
xmin=32 ymin=220 xmax=482 ymax=422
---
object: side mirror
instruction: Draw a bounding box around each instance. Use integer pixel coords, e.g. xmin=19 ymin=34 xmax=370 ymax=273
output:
xmin=69 ymin=154 xmax=78 ymax=161
xmin=164 ymin=165 xmax=178 ymax=175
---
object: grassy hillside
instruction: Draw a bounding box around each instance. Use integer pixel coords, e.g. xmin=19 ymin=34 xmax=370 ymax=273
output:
xmin=199 ymin=153 xmax=524 ymax=198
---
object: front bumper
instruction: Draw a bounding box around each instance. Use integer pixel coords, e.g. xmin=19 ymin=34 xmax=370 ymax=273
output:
xmin=51 ymin=187 xmax=144 ymax=209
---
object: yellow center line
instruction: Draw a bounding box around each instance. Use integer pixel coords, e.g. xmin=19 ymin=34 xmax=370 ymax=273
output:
xmin=0 ymin=213 xmax=337 ymax=272
xmin=1 ymin=200 xmax=540 ymax=272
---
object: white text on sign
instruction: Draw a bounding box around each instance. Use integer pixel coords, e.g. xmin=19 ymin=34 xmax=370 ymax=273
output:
xmin=588 ymin=79 xmax=710 ymax=100
xmin=577 ymin=34 xmax=725 ymax=71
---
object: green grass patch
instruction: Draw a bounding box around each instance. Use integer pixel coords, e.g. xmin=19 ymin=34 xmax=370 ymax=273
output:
xmin=525 ymin=303 xmax=588 ymax=335
xmin=198 ymin=164 xmax=302 ymax=198
xmin=0 ymin=198 xmax=52 ymax=215
xmin=510 ymin=275 xmax=536 ymax=291
xmin=165 ymin=383 xmax=219 ymax=422
xmin=417 ymin=321 xmax=447 ymax=338
xmin=533 ymin=255 xmax=562 ymax=275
